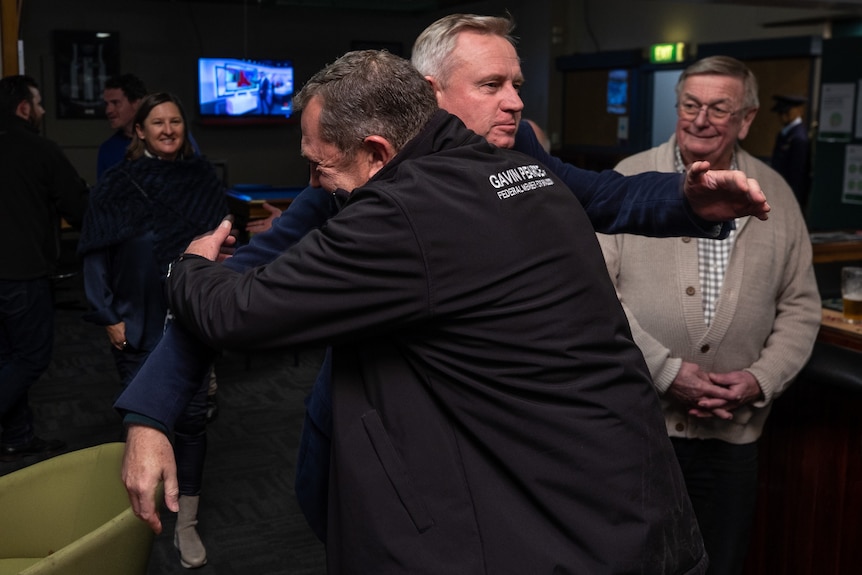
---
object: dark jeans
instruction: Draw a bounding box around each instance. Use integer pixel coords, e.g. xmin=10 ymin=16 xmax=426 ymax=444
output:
xmin=671 ymin=437 xmax=759 ymax=575
xmin=174 ymin=372 xmax=209 ymax=496
xmin=0 ymin=278 xmax=55 ymax=446
xmin=110 ymin=344 xmax=151 ymax=390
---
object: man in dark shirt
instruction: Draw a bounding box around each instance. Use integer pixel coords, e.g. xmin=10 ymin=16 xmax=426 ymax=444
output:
xmin=0 ymin=75 xmax=89 ymax=461
xmin=770 ymin=94 xmax=810 ymax=207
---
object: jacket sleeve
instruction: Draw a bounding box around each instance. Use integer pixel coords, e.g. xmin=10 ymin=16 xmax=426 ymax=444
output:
xmin=114 ymin=185 xmax=338 ymax=429
xmin=81 ymin=249 xmax=122 ymax=326
xmin=224 ymin=186 xmax=335 ymax=272
xmin=114 ymin=321 xmax=217 ymax=428
xmin=166 ymin=189 xmax=428 ymax=353
xmin=513 ymin=121 xmax=729 ymax=239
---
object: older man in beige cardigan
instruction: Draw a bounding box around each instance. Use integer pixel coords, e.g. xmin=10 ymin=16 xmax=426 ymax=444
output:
xmin=597 ymin=56 xmax=821 ymax=575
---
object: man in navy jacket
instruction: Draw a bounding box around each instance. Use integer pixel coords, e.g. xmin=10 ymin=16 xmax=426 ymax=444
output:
xmin=118 ymin=10 xmax=768 ymax=560
xmin=119 ymin=46 xmax=768 ymax=573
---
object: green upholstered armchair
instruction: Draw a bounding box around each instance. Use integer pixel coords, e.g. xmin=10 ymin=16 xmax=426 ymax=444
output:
xmin=0 ymin=442 xmax=154 ymax=575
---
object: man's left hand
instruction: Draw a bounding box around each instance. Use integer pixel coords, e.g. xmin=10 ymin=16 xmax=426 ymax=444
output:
xmin=692 ymin=370 xmax=764 ymax=420
xmin=684 ymin=160 xmax=770 ymax=222
xmin=245 ymin=202 xmax=283 ymax=235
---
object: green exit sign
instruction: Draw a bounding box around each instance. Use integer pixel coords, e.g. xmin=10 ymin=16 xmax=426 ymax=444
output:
xmin=650 ymin=43 xmax=686 ymax=64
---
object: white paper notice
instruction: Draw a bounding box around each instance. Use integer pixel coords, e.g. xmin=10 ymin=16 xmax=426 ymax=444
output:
xmin=819 ymin=83 xmax=856 ymax=139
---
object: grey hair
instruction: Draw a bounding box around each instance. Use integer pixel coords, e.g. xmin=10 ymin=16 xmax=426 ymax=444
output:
xmin=411 ymin=13 xmax=517 ymax=88
xmin=676 ymin=55 xmax=759 ymax=111
xmin=293 ymin=50 xmax=438 ymax=155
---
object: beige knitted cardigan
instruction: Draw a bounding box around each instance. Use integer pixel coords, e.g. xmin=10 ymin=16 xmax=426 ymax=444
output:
xmin=597 ymin=136 xmax=821 ymax=444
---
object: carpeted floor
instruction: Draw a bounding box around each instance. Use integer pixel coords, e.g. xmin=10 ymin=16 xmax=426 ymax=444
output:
xmin=0 ymin=274 xmax=328 ymax=574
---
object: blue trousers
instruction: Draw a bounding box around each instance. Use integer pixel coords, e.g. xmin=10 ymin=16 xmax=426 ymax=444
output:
xmin=671 ymin=437 xmax=759 ymax=575
xmin=0 ymin=278 xmax=55 ymax=447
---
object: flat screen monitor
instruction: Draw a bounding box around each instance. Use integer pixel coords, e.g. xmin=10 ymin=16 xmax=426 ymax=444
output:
xmin=607 ymin=69 xmax=628 ymax=115
xmin=198 ymin=58 xmax=295 ymax=123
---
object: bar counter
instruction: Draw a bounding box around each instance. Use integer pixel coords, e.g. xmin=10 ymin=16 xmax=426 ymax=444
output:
xmin=743 ymin=306 xmax=862 ymax=574
xmin=818 ymin=307 xmax=862 ymax=354
xmin=810 ymin=230 xmax=862 ymax=264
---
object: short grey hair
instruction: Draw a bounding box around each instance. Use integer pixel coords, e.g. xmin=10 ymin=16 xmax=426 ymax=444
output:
xmin=293 ymin=50 xmax=438 ymax=155
xmin=411 ymin=13 xmax=517 ymax=88
xmin=676 ymin=55 xmax=759 ymax=111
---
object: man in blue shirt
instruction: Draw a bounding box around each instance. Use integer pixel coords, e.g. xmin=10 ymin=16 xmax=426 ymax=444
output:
xmin=97 ymin=74 xmax=147 ymax=180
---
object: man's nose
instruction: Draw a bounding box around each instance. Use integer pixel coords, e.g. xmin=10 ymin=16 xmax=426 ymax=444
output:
xmin=693 ymin=107 xmax=711 ymax=127
xmin=501 ymin=85 xmax=524 ymax=112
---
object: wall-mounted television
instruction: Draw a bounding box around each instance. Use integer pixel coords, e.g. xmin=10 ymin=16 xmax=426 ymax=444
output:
xmin=606 ymin=69 xmax=628 ymax=115
xmin=198 ymin=57 xmax=295 ymax=125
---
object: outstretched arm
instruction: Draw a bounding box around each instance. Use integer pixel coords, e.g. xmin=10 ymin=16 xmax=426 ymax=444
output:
xmin=116 ymin=186 xmax=337 ymax=531
xmin=684 ymin=160 xmax=770 ymax=222
xmin=513 ymin=122 xmax=769 ymax=236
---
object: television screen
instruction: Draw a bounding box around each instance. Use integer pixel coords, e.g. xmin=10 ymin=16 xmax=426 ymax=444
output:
xmin=198 ymin=58 xmax=295 ymax=121
xmin=606 ymin=69 xmax=628 ymax=115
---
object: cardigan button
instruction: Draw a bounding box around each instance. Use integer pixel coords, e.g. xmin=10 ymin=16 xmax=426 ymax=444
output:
xmin=700 ymin=344 xmax=710 ymax=353
xmin=675 ymin=422 xmax=685 ymax=432
xmin=686 ymin=286 xmax=696 ymax=296
xmin=681 ymin=236 xmax=692 ymax=243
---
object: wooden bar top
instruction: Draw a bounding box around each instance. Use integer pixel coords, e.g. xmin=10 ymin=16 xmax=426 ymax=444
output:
xmin=819 ymin=307 xmax=862 ymax=352
xmin=810 ymin=230 xmax=862 ymax=264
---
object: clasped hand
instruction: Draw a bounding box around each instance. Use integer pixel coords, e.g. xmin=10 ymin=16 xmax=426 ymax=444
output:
xmin=668 ymin=361 xmax=763 ymax=420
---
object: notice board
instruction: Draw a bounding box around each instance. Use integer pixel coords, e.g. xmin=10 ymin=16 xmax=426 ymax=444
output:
xmin=807 ymin=36 xmax=862 ymax=230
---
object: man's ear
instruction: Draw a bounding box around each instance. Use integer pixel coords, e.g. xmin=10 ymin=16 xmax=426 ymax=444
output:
xmin=15 ymin=100 xmax=31 ymax=121
xmin=362 ymin=135 xmax=397 ymax=179
xmin=737 ymin=107 xmax=759 ymax=141
xmin=425 ymin=75 xmax=445 ymax=107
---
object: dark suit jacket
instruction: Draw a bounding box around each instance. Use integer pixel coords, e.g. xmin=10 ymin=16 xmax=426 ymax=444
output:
xmin=772 ymin=120 xmax=810 ymax=206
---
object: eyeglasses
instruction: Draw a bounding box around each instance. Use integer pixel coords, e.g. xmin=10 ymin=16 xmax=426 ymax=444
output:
xmin=676 ymin=100 xmax=740 ymax=123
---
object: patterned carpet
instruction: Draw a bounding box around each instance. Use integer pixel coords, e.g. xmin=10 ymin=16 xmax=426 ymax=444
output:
xmin=0 ymin=274 xmax=328 ymax=574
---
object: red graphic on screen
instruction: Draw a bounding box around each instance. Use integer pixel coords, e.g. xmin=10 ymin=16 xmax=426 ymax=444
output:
xmin=236 ymin=70 xmax=252 ymax=87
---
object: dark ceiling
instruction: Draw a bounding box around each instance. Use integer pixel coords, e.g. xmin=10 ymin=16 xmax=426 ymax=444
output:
xmin=151 ymin=0 xmax=481 ymax=13
xmin=150 ymin=0 xmax=862 ymax=16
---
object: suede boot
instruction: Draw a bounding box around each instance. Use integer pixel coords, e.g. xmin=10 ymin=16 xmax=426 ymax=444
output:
xmin=174 ymin=495 xmax=207 ymax=568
